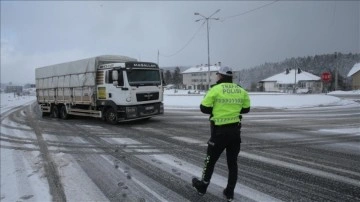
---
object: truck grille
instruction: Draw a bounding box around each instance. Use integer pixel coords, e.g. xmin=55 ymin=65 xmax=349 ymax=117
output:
xmin=136 ymin=92 xmax=159 ymax=102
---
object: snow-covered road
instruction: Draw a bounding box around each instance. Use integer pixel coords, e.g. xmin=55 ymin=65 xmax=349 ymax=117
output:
xmin=1 ymin=92 xmax=359 ymax=201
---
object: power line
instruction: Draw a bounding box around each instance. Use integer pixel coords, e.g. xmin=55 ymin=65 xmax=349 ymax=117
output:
xmin=221 ymin=0 xmax=279 ymax=22
xmin=159 ymin=22 xmax=205 ymax=58
xmin=159 ymin=1 xmax=278 ymax=59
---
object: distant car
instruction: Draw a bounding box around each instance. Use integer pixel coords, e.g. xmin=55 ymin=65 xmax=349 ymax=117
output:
xmin=296 ymin=88 xmax=311 ymax=94
xmin=165 ymin=84 xmax=175 ymax=89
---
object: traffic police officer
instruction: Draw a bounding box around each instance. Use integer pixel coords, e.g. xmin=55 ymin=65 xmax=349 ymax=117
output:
xmin=192 ymin=66 xmax=251 ymax=202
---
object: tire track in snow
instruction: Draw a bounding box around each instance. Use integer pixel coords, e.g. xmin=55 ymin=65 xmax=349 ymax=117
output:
xmin=26 ymin=103 xmax=67 ymax=202
xmin=60 ymin=122 xmax=210 ymax=202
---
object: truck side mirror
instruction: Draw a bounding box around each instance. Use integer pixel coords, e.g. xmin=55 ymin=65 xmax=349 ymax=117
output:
xmin=112 ymin=71 xmax=118 ymax=86
xmin=161 ymin=69 xmax=166 ymax=85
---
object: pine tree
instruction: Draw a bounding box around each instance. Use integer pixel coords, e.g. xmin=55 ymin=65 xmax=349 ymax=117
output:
xmin=173 ymin=67 xmax=182 ymax=88
xmin=164 ymin=70 xmax=172 ymax=85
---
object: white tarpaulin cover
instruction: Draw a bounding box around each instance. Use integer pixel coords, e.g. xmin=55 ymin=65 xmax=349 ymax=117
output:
xmin=36 ymin=55 xmax=136 ymax=88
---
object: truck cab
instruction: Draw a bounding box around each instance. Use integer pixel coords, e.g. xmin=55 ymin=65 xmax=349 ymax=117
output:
xmin=96 ymin=61 xmax=164 ymax=123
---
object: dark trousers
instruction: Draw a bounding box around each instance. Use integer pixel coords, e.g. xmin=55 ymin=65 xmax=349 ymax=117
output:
xmin=201 ymin=123 xmax=241 ymax=190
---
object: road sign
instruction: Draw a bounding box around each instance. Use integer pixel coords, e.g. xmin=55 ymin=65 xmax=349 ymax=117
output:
xmin=321 ymin=72 xmax=332 ymax=82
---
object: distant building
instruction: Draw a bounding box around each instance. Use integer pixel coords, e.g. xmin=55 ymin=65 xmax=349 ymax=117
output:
xmin=181 ymin=63 xmax=221 ymax=90
xmin=347 ymin=63 xmax=360 ymax=90
xmin=24 ymin=83 xmax=36 ymax=88
xmin=5 ymin=86 xmax=23 ymax=94
xmin=259 ymin=69 xmax=322 ymax=93
xmin=181 ymin=63 xmax=243 ymax=90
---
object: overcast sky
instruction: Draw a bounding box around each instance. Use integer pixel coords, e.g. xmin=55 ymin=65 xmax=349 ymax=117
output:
xmin=1 ymin=1 xmax=359 ymax=84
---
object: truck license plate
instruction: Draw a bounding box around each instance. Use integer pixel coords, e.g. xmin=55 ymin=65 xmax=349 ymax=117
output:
xmin=145 ymin=106 xmax=154 ymax=110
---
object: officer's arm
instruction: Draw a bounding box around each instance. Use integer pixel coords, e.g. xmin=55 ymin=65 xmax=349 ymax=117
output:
xmin=240 ymin=107 xmax=250 ymax=114
xmin=200 ymin=88 xmax=216 ymax=115
xmin=240 ymin=90 xmax=251 ymax=114
xmin=200 ymin=104 xmax=212 ymax=114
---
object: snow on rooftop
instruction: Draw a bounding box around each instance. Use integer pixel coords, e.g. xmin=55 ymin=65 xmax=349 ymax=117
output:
xmin=347 ymin=63 xmax=360 ymax=77
xmin=181 ymin=65 xmax=220 ymax=74
xmin=261 ymin=69 xmax=320 ymax=84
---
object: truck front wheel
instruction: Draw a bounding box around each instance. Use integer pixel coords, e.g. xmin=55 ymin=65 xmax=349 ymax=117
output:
xmin=105 ymin=108 xmax=118 ymax=124
xmin=60 ymin=106 xmax=69 ymax=120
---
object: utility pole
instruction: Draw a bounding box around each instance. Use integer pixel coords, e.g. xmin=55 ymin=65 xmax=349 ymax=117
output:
xmin=157 ymin=50 xmax=159 ymax=65
xmin=334 ymin=52 xmax=338 ymax=90
xmin=293 ymin=60 xmax=297 ymax=93
xmin=194 ymin=9 xmax=220 ymax=90
xmin=294 ymin=68 xmax=297 ymax=93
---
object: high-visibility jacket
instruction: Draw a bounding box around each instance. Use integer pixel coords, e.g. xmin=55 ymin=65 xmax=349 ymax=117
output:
xmin=201 ymin=82 xmax=250 ymax=126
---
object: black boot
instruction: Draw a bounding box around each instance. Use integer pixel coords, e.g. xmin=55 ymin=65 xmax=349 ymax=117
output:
xmin=192 ymin=178 xmax=209 ymax=196
xmin=223 ymin=188 xmax=234 ymax=201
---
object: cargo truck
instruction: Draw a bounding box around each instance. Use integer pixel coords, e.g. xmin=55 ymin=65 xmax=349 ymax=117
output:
xmin=36 ymin=55 xmax=164 ymax=123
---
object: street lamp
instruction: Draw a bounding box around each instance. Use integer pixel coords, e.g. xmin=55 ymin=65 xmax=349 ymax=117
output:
xmin=194 ymin=9 xmax=220 ymax=90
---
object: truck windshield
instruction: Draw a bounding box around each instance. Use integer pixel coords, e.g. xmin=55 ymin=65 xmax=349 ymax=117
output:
xmin=126 ymin=69 xmax=161 ymax=86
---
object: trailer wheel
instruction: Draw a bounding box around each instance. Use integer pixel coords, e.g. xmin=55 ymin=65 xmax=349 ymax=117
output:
xmin=105 ymin=108 xmax=118 ymax=124
xmin=60 ymin=106 xmax=69 ymax=120
xmin=50 ymin=105 xmax=60 ymax=118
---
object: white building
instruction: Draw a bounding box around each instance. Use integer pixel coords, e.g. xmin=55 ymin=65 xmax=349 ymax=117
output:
xmin=259 ymin=69 xmax=322 ymax=93
xmin=347 ymin=63 xmax=360 ymax=90
xmin=181 ymin=63 xmax=221 ymax=90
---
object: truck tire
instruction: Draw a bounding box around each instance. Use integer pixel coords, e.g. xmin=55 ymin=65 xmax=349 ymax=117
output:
xmin=105 ymin=108 xmax=118 ymax=124
xmin=51 ymin=105 xmax=60 ymax=118
xmin=60 ymin=106 xmax=69 ymax=120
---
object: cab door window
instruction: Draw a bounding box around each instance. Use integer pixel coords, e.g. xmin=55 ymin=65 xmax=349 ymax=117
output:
xmin=105 ymin=70 xmax=124 ymax=86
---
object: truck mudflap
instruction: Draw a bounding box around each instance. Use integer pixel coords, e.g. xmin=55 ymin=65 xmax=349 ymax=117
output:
xmin=119 ymin=102 xmax=163 ymax=121
xmin=40 ymin=104 xmax=51 ymax=113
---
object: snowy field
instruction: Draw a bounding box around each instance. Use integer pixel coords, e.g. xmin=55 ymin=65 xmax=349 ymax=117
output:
xmin=0 ymin=93 xmax=36 ymax=114
xmin=1 ymin=90 xmax=359 ymax=113
xmin=164 ymin=89 xmax=360 ymax=109
xmin=1 ymin=90 xmax=359 ymax=201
